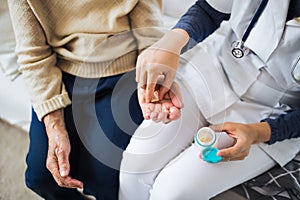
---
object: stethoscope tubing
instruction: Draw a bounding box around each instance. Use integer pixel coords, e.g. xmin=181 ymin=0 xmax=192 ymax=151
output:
xmin=291 ymin=54 xmax=300 ymax=85
xmin=232 ymin=0 xmax=268 ymax=58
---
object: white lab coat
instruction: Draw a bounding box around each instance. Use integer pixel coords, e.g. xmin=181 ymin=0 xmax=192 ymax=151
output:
xmin=187 ymin=0 xmax=300 ymax=166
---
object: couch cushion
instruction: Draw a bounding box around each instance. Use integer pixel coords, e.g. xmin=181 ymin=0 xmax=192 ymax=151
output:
xmin=163 ymin=0 xmax=195 ymax=19
xmin=0 ymin=1 xmax=20 ymax=80
xmin=162 ymin=15 xmax=179 ymax=29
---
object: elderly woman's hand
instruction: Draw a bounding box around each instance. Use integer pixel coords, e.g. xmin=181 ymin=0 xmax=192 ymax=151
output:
xmin=43 ymin=109 xmax=83 ymax=189
xmin=210 ymin=122 xmax=271 ymax=161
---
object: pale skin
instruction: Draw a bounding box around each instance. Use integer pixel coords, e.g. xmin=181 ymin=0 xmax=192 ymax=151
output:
xmin=138 ymin=82 xmax=183 ymax=123
xmin=136 ymin=28 xmax=189 ymax=123
xmin=136 ymin=28 xmax=190 ymax=103
xmin=43 ymin=109 xmax=83 ymax=189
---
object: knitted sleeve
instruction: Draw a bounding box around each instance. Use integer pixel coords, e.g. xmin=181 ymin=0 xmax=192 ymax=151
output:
xmin=7 ymin=0 xmax=71 ymax=121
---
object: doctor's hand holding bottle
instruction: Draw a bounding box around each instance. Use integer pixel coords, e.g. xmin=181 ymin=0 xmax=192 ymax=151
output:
xmin=209 ymin=122 xmax=272 ymax=162
xmin=210 ymin=109 xmax=300 ymax=161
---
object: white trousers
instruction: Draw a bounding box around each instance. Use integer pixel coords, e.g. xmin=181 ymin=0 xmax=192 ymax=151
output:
xmin=119 ymin=82 xmax=276 ymax=200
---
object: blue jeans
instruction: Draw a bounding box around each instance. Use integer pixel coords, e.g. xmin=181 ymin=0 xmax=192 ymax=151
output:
xmin=25 ymin=71 xmax=143 ymax=200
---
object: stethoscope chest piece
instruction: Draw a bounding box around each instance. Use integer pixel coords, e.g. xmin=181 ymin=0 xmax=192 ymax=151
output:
xmin=231 ymin=40 xmax=249 ymax=58
xmin=231 ymin=0 xmax=268 ymax=59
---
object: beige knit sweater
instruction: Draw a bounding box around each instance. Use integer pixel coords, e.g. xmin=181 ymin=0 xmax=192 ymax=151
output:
xmin=7 ymin=0 xmax=163 ymax=120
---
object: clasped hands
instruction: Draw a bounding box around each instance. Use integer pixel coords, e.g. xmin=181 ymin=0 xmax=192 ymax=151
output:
xmin=138 ymin=82 xmax=183 ymax=123
xmin=136 ymin=29 xmax=189 ymax=123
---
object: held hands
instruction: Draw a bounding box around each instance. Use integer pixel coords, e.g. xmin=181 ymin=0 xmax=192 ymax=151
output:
xmin=43 ymin=109 xmax=83 ymax=189
xmin=138 ymin=82 xmax=183 ymax=123
xmin=136 ymin=28 xmax=189 ymax=103
xmin=210 ymin=122 xmax=271 ymax=161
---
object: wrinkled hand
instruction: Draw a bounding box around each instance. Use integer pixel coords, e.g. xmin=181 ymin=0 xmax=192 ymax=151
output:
xmin=138 ymin=82 xmax=183 ymax=123
xmin=136 ymin=29 xmax=189 ymax=103
xmin=210 ymin=122 xmax=271 ymax=161
xmin=44 ymin=109 xmax=83 ymax=189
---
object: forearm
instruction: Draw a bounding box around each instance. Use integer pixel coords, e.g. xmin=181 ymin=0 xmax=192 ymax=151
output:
xmin=247 ymin=122 xmax=272 ymax=144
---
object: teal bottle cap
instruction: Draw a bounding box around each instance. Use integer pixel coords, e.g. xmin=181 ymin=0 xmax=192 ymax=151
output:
xmin=202 ymin=147 xmax=222 ymax=163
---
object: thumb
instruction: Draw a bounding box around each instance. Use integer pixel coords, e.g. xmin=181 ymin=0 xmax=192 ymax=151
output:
xmin=217 ymin=147 xmax=232 ymax=157
xmin=217 ymin=139 xmax=242 ymax=157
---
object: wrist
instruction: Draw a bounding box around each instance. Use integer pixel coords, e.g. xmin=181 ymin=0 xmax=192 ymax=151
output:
xmin=250 ymin=122 xmax=271 ymax=144
xmin=171 ymin=28 xmax=190 ymax=48
xmin=43 ymin=109 xmax=65 ymax=135
xmin=151 ymin=29 xmax=189 ymax=54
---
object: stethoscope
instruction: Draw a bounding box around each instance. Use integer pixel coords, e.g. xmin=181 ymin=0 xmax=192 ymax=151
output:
xmin=231 ymin=0 xmax=268 ymax=58
xmin=291 ymin=55 xmax=300 ymax=85
xmin=231 ymin=0 xmax=300 ymax=85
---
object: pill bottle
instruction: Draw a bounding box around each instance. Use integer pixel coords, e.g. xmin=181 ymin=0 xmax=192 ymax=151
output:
xmin=194 ymin=127 xmax=222 ymax=163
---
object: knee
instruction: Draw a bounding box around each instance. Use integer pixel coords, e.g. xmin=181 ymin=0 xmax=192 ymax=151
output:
xmin=150 ymin=183 xmax=189 ymax=200
xmin=150 ymin=178 xmax=206 ymax=200
xmin=25 ymin=167 xmax=54 ymax=193
xmin=119 ymin=171 xmax=156 ymax=200
xmin=119 ymin=172 xmax=140 ymax=195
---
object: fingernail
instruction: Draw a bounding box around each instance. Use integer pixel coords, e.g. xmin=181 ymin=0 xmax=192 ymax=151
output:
xmin=60 ymin=169 xmax=67 ymax=177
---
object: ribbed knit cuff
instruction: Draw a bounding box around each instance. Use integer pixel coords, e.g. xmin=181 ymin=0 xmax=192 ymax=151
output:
xmin=33 ymin=92 xmax=71 ymax=121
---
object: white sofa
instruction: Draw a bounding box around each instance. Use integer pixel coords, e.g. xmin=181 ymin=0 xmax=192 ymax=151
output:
xmin=0 ymin=0 xmax=194 ymax=132
xmin=0 ymin=1 xmax=31 ymax=131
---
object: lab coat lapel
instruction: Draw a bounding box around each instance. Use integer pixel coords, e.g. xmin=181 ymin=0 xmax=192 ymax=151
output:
xmin=245 ymin=0 xmax=290 ymax=62
xmin=230 ymin=0 xmax=260 ymax=39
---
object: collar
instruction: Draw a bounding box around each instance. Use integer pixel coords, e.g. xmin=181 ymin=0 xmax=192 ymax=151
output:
xmin=244 ymin=0 xmax=290 ymax=62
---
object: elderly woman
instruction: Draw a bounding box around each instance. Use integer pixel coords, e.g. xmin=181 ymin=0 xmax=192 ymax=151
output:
xmin=7 ymin=0 xmax=163 ymax=199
